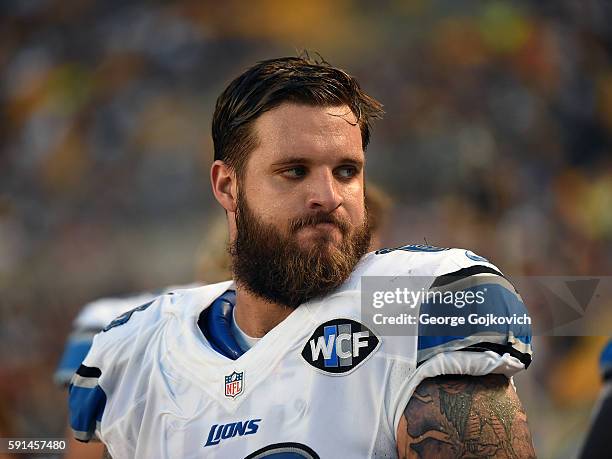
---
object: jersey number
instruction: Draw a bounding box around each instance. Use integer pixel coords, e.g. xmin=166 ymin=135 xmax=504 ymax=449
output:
xmin=102 ymin=300 xmax=155 ymax=332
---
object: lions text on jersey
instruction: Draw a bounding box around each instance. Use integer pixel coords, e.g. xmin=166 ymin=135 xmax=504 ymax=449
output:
xmin=69 ymin=247 xmax=532 ymax=458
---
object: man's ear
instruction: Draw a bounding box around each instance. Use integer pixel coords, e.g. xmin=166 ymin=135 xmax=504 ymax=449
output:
xmin=211 ymin=160 xmax=237 ymax=213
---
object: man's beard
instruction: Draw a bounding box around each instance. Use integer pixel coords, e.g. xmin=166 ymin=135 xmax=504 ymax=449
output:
xmin=230 ymin=193 xmax=371 ymax=309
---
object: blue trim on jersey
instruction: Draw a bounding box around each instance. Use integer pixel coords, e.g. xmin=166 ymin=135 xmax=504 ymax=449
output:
xmin=375 ymin=244 xmax=449 ymax=255
xmin=68 ymin=384 xmax=107 ymax=435
xmin=418 ymin=335 xmax=475 ymax=351
xmin=418 ymin=332 xmax=531 ymax=350
xmin=600 ymin=339 xmax=612 ymax=381
xmin=56 ymin=339 xmax=93 ymax=377
xmin=418 ymin=283 xmax=532 ymax=351
xmin=202 ymin=290 xmax=244 ymax=360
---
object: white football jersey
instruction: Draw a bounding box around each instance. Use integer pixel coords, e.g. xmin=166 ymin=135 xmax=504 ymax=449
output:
xmin=69 ymin=246 xmax=532 ymax=458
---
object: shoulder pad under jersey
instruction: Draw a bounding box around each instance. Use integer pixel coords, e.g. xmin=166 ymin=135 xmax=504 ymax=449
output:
xmin=351 ymin=245 xmax=532 ymax=367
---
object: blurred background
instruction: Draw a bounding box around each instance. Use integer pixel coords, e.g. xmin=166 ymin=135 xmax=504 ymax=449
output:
xmin=1 ymin=0 xmax=611 ymax=458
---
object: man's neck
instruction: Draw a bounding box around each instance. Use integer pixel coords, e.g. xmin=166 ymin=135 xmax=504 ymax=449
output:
xmin=233 ymin=285 xmax=294 ymax=338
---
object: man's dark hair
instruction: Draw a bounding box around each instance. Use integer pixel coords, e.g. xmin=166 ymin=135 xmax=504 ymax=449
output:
xmin=212 ymin=55 xmax=384 ymax=176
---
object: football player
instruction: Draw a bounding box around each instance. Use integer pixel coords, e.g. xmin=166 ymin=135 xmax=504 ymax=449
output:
xmin=69 ymin=56 xmax=535 ymax=458
xmin=58 ymin=187 xmax=390 ymax=459
xmin=578 ymin=339 xmax=612 ymax=458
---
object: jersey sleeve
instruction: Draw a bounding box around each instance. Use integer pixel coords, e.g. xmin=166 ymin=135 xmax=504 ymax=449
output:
xmin=386 ymin=247 xmax=533 ymax=433
xmin=67 ymin=297 xmax=159 ymax=442
xmin=416 ymin=263 xmax=532 ymax=369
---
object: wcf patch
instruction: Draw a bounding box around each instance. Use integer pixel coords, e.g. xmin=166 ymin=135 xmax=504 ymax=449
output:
xmin=301 ymin=318 xmax=380 ymax=375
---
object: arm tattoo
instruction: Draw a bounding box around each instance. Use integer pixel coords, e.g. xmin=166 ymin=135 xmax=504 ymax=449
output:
xmin=397 ymin=374 xmax=536 ymax=458
xmin=102 ymin=446 xmax=112 ymax=459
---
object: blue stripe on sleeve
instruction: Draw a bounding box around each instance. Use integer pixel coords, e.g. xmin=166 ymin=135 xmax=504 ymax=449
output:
xmin=418 ymin=283 xmax=532 ymax=351
xmin=418 ymin=335 xmax=474 ymax=351
xmin=68 ymin=384 xmax=107 ymax=436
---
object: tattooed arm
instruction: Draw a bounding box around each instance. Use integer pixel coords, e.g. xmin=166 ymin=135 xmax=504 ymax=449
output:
xmin=396 ymin=374 xmax=536 ymax=459
xmin=101 ymin=447 xmax=112 ymax=459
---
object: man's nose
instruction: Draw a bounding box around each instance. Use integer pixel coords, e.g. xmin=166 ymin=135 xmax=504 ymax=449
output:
xmin=306 ymin=170 xmax=343 ymax=212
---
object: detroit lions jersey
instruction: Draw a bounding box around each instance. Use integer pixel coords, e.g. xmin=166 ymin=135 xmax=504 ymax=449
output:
xmin=69 ymin=246 xmax=532 ymax=458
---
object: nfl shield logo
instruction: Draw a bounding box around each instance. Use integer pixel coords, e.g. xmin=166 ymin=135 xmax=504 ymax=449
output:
xmin=224 ymin=371 xmax=244 ymax=398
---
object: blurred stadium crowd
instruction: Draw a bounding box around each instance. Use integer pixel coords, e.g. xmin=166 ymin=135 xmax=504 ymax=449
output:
xmin=0 ymin=1 xmax=611 ymax=457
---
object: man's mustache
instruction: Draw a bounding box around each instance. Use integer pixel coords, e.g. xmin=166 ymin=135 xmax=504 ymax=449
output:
xmin=289 ymin=212 xmax=350 ymax=235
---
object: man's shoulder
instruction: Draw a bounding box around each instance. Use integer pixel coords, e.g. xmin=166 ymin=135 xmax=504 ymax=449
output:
xmin=68 ymin=282 xmax=231 ymax=443
xmin=347 ymin=243 xmax=532 ymax=367
xmin=354 ymin=244 xmax=501 ymax=279
xmin=54 ymin=293 xmax=154 ymax=386
xmin=56 ymin=284 xmax=208 ymax=387
xmin=84 ymin=282 xmax=231 ymax=369
xmin=74 ymin=293 xmax=159 ymax=331
xmin=73 ymin=282 xmax=206 ymax=331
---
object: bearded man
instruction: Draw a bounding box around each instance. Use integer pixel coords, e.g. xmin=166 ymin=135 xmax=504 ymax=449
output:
xmin=69 ymin=56 xmax=536 ymax=458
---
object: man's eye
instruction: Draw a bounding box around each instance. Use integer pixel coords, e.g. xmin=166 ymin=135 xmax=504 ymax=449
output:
xmin=282 ymin=167 xmax=307 ymax=178
xmin=335 ymin=166 xmax=357 ymax=179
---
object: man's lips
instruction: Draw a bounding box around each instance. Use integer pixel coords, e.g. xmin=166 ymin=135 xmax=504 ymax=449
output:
xmin=296 ymin=223 xmax=343 ymax=243
xmin=310 ymin=222 xmax=338 ymax=231
xmin=290 ymin=214 xmax=349 ymax=236
xmin=298 ymin=222 xmax=340 ymax=231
